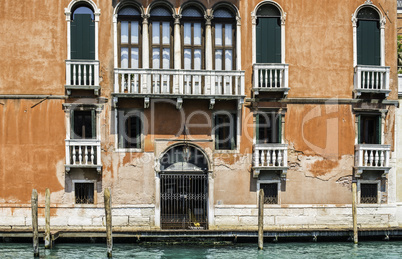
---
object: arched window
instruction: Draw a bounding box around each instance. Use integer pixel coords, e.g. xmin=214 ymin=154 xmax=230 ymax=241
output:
xmin=181 ymin=7 xmax=205 ymax=70
xmin=71 ymin=6 xmax=95 ymax=60
xmin=150 ymin=6 xmax=173 ymax=69
xmin=213 ymin=8 xmax=236 ymax=71
xmin=118 ymin=6 xmax=142 ymax=69
xmin=357 ymin=7 xmax=380 ymax=66
xmin=255 ymin=4 xmax=281 ymax=63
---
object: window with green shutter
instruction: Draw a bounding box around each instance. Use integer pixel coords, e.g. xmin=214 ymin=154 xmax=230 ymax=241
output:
xmin=71 ymin=6 xmax=95 ymax=60
xmin=214 ymin=112 xmax=237 ymax=150
xmin=359 ymin=114 xmax=381 ymax=144
xmin=118 ymin=110 xmax=142 ymax=149
xmin=256 ymin=112 xmax=281 ymax=144
xmin=256 ymin=4 xmax=281 ymax=64
xmin=356 ymin=7 xmax=380 ymax=66
xmin=71 ymin=110 xmax=96 ymax=139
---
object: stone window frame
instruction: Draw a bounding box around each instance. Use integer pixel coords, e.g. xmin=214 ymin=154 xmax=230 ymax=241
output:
xmin=251 ymin=0 xmax=287 ymax=65
xmin=357 ymin=179 xmax=381 ymax=205
xmin=72 ymin=180 xmax=97 ymax=206
xmin=212 ymin=109 xmax=241 ymax=153
xmin=114 ymin=108 xmax=145 ymax=153
xmin=257 ymin=179 xmax=281 ymax=205
xmin=352 ymin=1 xmax=386 ymax=67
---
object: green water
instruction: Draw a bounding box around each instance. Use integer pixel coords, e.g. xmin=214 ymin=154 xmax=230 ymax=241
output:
xmin=1 ymin=242 xmax=402 ymax=258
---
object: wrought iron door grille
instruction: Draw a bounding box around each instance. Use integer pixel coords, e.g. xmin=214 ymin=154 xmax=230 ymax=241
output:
xmin=161 ymin=173 xmax=208 ymax=230
xmin=75 ymin=183 xmax=94 ymax=204
xmin=261 ymin=183 xmax=278 ymax=204
xmin=361 ymin=183 xmax=378 ymax=204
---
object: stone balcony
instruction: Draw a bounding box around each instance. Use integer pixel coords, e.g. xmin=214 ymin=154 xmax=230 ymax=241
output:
xmin=112 ymin=68 xmax=245 ymax=109
xmin=353 ymin=65 xmax=390 ymax=98
xmin=252 ymin=63 xmax=289 ymax=96
xmin=65 ymin=60 xmax=100 ymax=95
xmin=252 ymin=143 xmax=288 ymax=178
xmin=354 ymin=144 xmax=391 ymax=177
xmin=65 ymin=139 xmax=102 ymax=173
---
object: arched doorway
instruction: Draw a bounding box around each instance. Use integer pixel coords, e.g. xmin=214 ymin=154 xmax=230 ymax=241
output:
xmin=159 ymin=144 xmax=209 ymax=230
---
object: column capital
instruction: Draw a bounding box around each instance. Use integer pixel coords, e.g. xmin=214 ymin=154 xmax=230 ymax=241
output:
xmin=236 ymin=16 xmax=241 ymax=26
xmin=351 ymin=15 xmax=357 ymax=27
xmin=142 ymin=14 xmax=150 ymax=24
xmin=251 ymin=12 xmax=257 ymax=25
xmin=173 ymin=14 xmax=182 ymax=24
xmin=205 ymin=14 xmax=214 ymax=25
xmin=380 ymin=16 xmax=386 ymax=28
xmin=281 ymin=13 xmax=287 ymax=25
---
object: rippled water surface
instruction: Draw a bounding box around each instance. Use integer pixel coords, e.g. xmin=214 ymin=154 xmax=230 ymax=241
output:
xmin=1 ymin=242 xmax=402 ymax=258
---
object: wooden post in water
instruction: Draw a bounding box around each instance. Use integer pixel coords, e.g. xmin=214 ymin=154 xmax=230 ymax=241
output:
xmin=352 ymin=180 xmax=358 ymax=244
xmin=45 ymin=188 xmax=51 ymax=249
xmin=104 ymin=188 xmax=112 ymax=258
xmin=258 ymin=189 xmax=264 ymax=250
xmin=31 ymin=189 xmax=39 ymax=257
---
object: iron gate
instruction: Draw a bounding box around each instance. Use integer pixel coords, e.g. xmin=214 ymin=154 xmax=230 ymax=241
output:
xmin=160 ymin=173 xmax=208 ymax=230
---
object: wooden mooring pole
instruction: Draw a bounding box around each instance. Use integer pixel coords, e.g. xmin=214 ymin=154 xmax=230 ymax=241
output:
xmin=45 ymin=188 xmax=51 ymax=249
xmin=31 ymin=189 xmax=39 ymax=257
xmin=258 ymin=189 xmax=264 ymax=250
xmin=352 ymin=180 xmax=358 ymax=244
xmin=104 ymin=188 xmax=113 ymax=258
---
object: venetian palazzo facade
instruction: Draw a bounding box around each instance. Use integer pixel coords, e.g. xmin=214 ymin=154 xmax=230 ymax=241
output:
xmin=0 ymin=0 xmax=401 ymax=230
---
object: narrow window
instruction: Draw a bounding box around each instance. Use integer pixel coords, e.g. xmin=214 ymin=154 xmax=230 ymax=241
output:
xmin=71 ymin=110 xmax=96 ymax=139
xmin=181 ymin=7 xmax=204 ymax=70
xmin=71 ymin=6 xmax=95 ymax=60
xmin=118 ymin=110 xmax=142 ymax=149
xmin=360 ymin=183 xmax=378 ymax=204
xmin=118 ymin=6 xmax=141 ymax=68
xmin=357 ymin=7 xmax=380 ymax=66
xmin=359 ymin=115 xmax=381 ymax=144
xmin=215 ymin=112 xmax=237 ymax=150
xmin=213 ymin=8 xmax=235 ymax=71
xmin=256 ymin=4 xmax=281 ymax=64
xmin=150 ymin=7 xmax=173 ymax=69
xmin=260 ymin=183 xmax=278 ymax=204
xmin=256 ymin=112 xmax=281 ymax=144
xmin=75 ymin=182 xmax=95 ymax=204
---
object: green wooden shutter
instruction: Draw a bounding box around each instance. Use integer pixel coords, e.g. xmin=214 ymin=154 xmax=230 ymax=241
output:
xmin=377 ymin=115 xmax=382 ymax=144
xmin=256 ymin=18 xmax=281 ymax=63
xmin=136 ymin=115 xmax=141 ymax=149
xmin=256 ymin=19 xmax=262 ymax=63
xmin=71 ymin=14 xmax=95 ymax=60
xmin=91 ymin=109 xmax=96 ymax=139
xmin=357 ymin=115 xmax=361 ymax=144
xmin=274 ymin=18 xmax=281 ymax=63
xmin=70 ymin=110 xmax=75 ymax=139
xmin=357 ymin=20 xmax=380 ymax=66
xmin=230 ymin=113 xmax=236 ymax=150
xmin=278 ymin=113 xmax=282 ymax=144
xmin=214 ymin=114 xmax=219 ymax=150
xmin=255 ymin=113 xmax=260 ymax=144
xmin=118 ymin=110 xmax=124 ymax=149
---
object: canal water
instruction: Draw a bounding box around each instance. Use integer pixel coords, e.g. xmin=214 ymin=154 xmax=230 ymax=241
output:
xmin=1 ymin=242 xmax=402 ymax=258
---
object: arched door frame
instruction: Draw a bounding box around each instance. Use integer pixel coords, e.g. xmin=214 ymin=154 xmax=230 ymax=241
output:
xmin=154 ymin=143 xmax=214 ymax=229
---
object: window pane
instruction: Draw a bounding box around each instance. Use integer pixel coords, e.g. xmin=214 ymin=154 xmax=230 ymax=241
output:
xmin=215 ymin=24 xmax=222 ymax=46
xmin=162 ymin=22 xmax=170 ymax=44
xmin=152 ymin=48 xmax=160 ymax=68
xmin=162 ymin=48 xmax=170 ymax=69
xmin=121 ymin=47 xmax=129 ymax=68
xmin=121 ymin=21 xmax=129 ymax=44
xmin=194 ymin=23 xmax=201 ymax=45
xmin=184 ymin=23 xmax=191 ymax=45
xmin=184 ymin=48 xmax=192 ymax=69
xmin=131 ymin=48 xmax=139 ymax=68
xmin=225 ymin=50 xmax=232 ymax=70
xmin=152 ymin=21 xmax=160 ymax=44
xmin=73 ymin=111 xmax=93 ymax=139
xmin=131 ymin=21 xmax=139 ymax=44
xmin=194 ymin=49 xmax=201 ymax=70
xmin=215 ymin=50 xmax=223 ymax=70
xmin=225 ymin=24 xmax=232 ymax=46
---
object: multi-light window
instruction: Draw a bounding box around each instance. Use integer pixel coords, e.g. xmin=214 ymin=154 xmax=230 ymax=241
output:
xmin=118 ymin=7 xmax=141 ymax=69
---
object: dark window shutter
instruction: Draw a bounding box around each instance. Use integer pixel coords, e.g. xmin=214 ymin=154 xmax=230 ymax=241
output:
xmin=91 ymin=109 xmax=96 ymax=139
xmin=256 ymin=18 xmax=281 ymax=63
xmin=278 ymin=113 xmax=282 ymax=143
xmin=357 ymin=20 xmax=380 ymax=65
xmin=214 ymin=114 xmax=219 ymax=150
xmin=377 ymin=115 xmax=382 ymax=144
xmin=357 ymin=115 xmax=361 ymax=144
xmin=70 ymin=110 xmax=75 ymax=139
xmin=256 ymin=113 xmax=260 ymax=144
xmin=136 ymin=115 xmax=141 ymax=149
xmin=71 ymin=14 xmax=95 ymax=60
xmin=230 ymin=113 xmax=236 ymax=150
